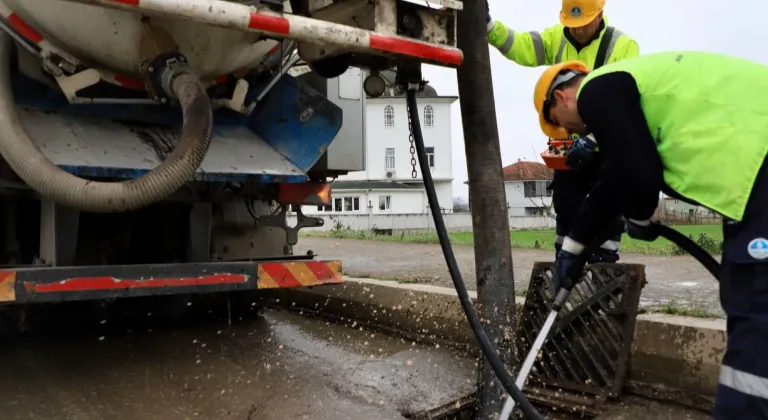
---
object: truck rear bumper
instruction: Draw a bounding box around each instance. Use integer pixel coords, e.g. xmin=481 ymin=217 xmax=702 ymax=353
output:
xmin=0 ymin=259 xmax=342 ymax=305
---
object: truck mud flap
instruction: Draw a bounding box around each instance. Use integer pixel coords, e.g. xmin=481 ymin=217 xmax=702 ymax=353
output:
xmin=516 ymin=262 xmax=646 ymax=417
xmin=0 ymin=259 xmax=342 ymax=305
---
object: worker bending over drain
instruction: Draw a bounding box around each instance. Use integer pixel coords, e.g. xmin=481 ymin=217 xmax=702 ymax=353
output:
xmin=485 ymin=0 xmax=639 ymax=263
xmin=534 ymin=51 xmax=768 ymax=420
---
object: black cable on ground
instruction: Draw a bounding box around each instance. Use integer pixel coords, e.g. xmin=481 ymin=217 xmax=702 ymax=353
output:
xmin=405 ymin=89 xmax=544 ymax=420
xmin=656 ymin=224 xmax=721 ymax=279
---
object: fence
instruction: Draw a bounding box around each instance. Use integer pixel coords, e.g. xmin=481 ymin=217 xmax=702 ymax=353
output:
xmin=652 ymin=208 xmax=723 ymax=225
xmin=289 ymin=213 xmax=556 ymax=234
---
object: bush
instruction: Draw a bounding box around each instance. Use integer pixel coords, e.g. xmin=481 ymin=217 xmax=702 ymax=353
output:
xmin=696 ymin=232 xmax=723 ymax=254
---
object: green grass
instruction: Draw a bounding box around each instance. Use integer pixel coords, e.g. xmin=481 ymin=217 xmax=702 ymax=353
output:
xmin=649 ymin=298 xmax=721 ymax=318
xmin=306 ymin=224 xmax=724 ymax=256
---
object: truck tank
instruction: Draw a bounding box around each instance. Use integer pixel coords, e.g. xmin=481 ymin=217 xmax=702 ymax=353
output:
xmin=4 ymin=0 xmax=279 ymax=84
xmin=0 ymin=0 xmax=463 ymax=310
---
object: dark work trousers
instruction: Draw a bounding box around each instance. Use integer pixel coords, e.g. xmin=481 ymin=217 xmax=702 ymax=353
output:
xmin=714 ymin=158 xmax=768 ymax=419
xmin=550 ymin=156 xmax=624 ymax=263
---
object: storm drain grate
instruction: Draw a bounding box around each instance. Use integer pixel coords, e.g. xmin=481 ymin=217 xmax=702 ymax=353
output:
xmin=515 ymin=262 xmax=646 ymax=417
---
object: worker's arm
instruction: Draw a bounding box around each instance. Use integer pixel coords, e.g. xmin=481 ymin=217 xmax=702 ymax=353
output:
xmin=486 ymin=20 xmax=561 ymax=67
xmin=561 ymin=72 xmax=664 ymax=253
xmin=606 ymin=35 xmax=640 ymax=65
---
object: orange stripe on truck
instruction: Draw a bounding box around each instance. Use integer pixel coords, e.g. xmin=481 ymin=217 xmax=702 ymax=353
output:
xmin=0 ymin=271 xmax=16 ymax=302
xmin=258 ymin=261 xmax=342 ymax=289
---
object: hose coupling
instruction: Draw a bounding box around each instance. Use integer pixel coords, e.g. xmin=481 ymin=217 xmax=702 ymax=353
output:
xmin=141 ymin=52 xmax=197 ymax=104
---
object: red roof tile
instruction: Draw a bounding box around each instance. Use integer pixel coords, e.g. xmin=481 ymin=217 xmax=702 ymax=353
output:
xmin=502 ymin=160 xmax=553 ymax=181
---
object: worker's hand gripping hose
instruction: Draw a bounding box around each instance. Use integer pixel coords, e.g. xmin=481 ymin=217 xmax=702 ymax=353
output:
xmin=0 ymin=33 xmax=213 ymax=213
xmin=404 ymin=87 xmax=544 ymax=420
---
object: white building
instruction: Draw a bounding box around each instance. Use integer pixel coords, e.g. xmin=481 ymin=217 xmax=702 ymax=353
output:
xmin=502 ymin=160 xmax=554 ymax=217
xmin=304 ymin=69 xmax=457 ymax=215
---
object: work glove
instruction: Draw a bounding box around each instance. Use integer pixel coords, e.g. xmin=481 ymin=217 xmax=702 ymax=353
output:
xmin=554 ymin=249 xmax=586 ymax=293
xmin=565 ymin=134 xmax=598 ymax=171
xmin=625 ymin=218 xmax=661 ymax=242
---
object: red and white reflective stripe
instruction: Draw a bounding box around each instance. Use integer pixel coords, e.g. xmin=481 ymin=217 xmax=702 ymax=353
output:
xmin=0 ymin=1 xmax=148 ymax=89
xmin=0 ymin=1 xmax=81 ymax=63
xmin=99 ymin=69 xmax=146 ymax=89
xmin=60 ymin=0 xmax=464 ymax=67
xmin=0 ymin=2 xmax=238 ymax=90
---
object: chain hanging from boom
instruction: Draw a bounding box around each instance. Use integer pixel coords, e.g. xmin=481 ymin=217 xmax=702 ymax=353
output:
xmin=406 ymin=95 xmax=418 ymax=179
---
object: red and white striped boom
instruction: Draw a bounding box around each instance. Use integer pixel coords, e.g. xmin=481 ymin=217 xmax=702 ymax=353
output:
xmin=57 ymin=0 xmax=464 ymax=67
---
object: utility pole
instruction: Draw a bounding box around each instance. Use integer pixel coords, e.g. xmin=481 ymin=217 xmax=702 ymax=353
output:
xmin=456 ymin=1 xmax=518 ymax=418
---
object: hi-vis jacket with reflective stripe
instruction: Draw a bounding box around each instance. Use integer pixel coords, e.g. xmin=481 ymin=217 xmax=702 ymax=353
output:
xmin=487 ymin=17 xmax=639 ymax=68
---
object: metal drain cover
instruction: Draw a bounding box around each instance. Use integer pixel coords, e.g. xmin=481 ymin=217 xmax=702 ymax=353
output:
xmin=515 ymin=262 xmax=646 ymax=417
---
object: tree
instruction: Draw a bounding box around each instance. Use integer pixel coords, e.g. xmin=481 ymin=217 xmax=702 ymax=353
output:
xmin=453 ymin=197 xmax=470 ymax=213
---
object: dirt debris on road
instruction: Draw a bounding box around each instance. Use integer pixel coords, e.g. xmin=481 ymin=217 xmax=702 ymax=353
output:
xmin=296 ymin=237 xmax=723 ymax=316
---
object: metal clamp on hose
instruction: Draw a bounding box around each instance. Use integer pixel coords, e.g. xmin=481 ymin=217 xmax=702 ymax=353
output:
xmin=141 ymin=52 xmax=196 ymax=105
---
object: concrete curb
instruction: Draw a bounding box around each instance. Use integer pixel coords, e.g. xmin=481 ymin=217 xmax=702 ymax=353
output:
xmin=270 ymin=276 xmax=725 ymax=405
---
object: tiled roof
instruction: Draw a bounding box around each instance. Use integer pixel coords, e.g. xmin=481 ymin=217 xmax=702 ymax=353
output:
xmin=502 ymin=160 xmax=553 ymax=181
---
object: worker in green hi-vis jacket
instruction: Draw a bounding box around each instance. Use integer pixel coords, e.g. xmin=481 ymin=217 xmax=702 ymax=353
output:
xmin=485 ymin=0 xmax=639 ymax=265
xmin=533 ymin=51 xmax=768 ymax=420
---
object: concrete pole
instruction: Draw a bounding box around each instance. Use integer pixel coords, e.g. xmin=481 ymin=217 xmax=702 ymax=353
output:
xmin=456 ymin=1 xmax=519 ymax=418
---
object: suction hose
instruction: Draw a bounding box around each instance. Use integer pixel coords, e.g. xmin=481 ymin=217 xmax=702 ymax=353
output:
xmin=0 ymin=33 xmax=213 ymax=213
xmin=405 ymin=88 xmax=544 ymax=420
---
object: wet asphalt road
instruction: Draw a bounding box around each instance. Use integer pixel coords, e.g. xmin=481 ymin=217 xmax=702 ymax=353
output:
xmin=0 ymin=298 xmax=476 ymax=420
xmin=0 ymin=296 xmax=711 ymax=420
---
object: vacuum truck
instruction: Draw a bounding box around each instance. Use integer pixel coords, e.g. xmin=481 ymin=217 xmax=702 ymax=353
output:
xmin=0 ymin=0 xmax=463 ymax=312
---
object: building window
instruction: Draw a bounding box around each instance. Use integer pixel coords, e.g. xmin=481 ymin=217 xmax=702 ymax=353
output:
xmin=385 ymin=147 xmax=395 ymax=170
xmin=345 ymin=197 xmax=360 ymax=212
xmin=384 ymin=105 xmax=395 ymax=128
xmin=523 ymin=180 xmax=552 ymax=198
xmin=425 ymin=147 xmax=435 ymax=169
xmin=316 ymin=204 xmax=332 ymax=212
xmin=525 ymin=207 xmax=545 ymax=216
xmin=424 ymin=105 xmax=434 ymax=127
xmin=333 ymin=196 xmax=360 ymax=212
xmin=379 ymin=195 xmax=391 ymax=211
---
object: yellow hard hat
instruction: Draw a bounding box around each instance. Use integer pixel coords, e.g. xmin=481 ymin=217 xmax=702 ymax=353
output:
xmin=560 ymin=0 xmax=605 ymax=28
xmin=533 ymin=60 xmax=590 ymax=139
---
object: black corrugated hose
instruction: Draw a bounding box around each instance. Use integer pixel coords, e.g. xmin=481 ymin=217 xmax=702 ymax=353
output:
xmin=404 ymin=88 xmax=545 ymax=420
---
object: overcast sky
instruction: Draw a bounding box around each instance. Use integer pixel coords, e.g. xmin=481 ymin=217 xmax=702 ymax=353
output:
xmin=423 ymin=0 xmax=760 ymax=200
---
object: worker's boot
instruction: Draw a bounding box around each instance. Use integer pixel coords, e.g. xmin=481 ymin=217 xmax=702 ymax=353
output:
xmin=587 ymin=232 xmax=622 ymax=264
xmin=587 ymin=249 xmax=620 ymax=264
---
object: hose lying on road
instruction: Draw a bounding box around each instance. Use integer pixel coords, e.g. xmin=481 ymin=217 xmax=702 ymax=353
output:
xmin=405 ymin=88 xmax=544 ymax=420
xmin=0 ymin=32 xmax=213 ymax=213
